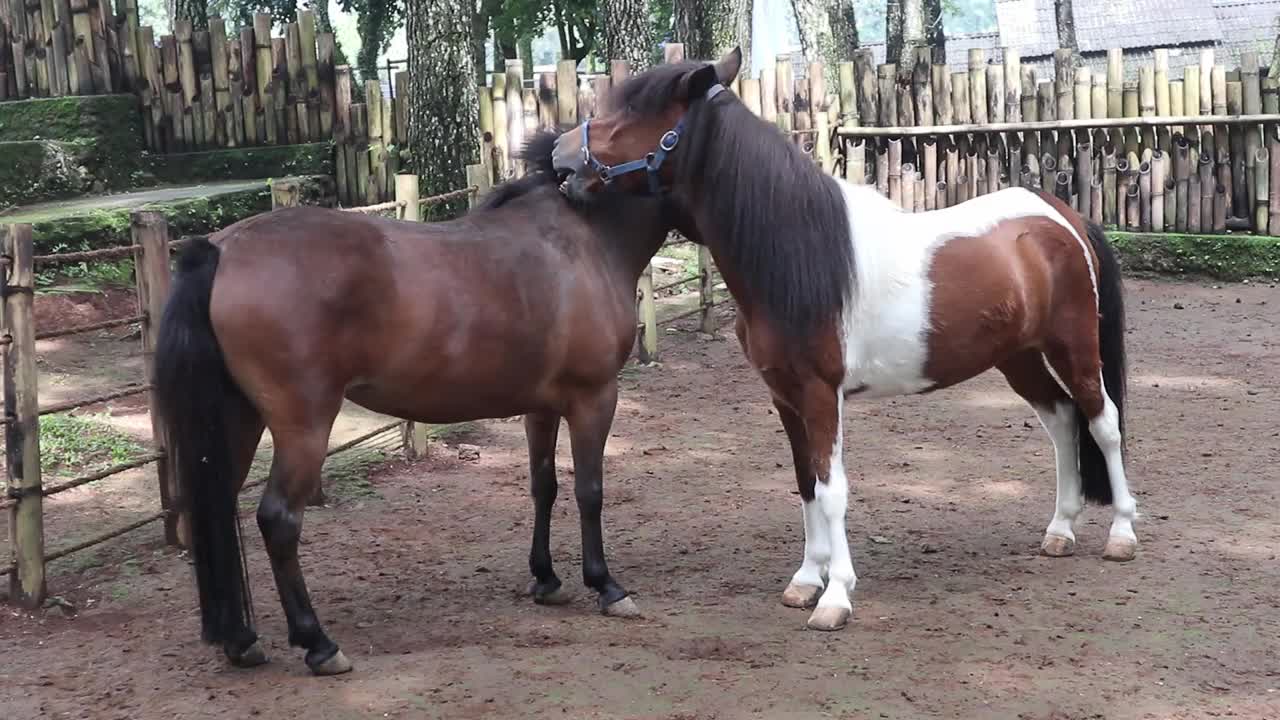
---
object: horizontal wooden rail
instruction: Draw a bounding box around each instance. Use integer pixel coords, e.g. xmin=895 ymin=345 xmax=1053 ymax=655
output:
xmin=36 ymin=314 xmax=146 ymax=341
xmin=34 ymin=245 xmax=144 ymax=267
xmin=836 ymin=113 xmax=1280 ymax=138
xmin=654 ymin=275 xmax=700 ymax=293
xmin=341 ymin=201 xmax=404 ymax=214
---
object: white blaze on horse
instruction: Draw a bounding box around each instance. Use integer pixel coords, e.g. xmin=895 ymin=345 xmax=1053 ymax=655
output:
xmin=552 ymin=48 xmax=1136 ymax=631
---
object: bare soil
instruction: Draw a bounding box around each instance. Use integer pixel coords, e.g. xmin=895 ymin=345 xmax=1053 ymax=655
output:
xmin=1 ymin=277 xmax=1277 ymax=720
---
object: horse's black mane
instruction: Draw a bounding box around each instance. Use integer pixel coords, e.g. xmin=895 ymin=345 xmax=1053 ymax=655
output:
xmin=473 ymin=130 xmax=562 ymax=210
xmin=613 ymin=62 xmax=855 ymax=339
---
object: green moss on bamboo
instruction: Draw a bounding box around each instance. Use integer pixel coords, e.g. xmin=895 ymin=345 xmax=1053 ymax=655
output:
xmin=1109 ymin=231 xmax=1280 ymax=281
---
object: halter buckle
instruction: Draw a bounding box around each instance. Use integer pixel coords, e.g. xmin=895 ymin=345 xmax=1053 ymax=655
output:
xmin=659 ymin=130 xmax=680 ymax=152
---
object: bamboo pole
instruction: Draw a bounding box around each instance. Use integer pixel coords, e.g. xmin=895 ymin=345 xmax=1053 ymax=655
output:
xmin=901 ymin=164 xmax=916 ymax=212
xmin=1077 ymin=140 xmax=1092 ymax=219
xmin=968 ymin=149 xmax=981 ymax=198
xmin=854 ymin=48 xmax=878 ymax=127
xmin=1075 ymin=68 xmax=1092 ymax=122
xmin=878 ymin=64 xmax=896 ymax=127
xmin=271 ymin=37 xmax=288 ymax=144
xmin=1004 ymin=48 xmax=1021 ymax=122
xmin=923 ymin=137 xmax=937 ymax=209
xmin=1106 ymin=49 xmax=1122 ymax=118
xmin=1151 ymin=151 xmax=1166 ymax=232
xmin=1116 ymin=156 xmax=1131 ymax=229
xmin=935 ymin=181 xmax=948 ymax=209
xmin=1199 ymin=150 xmax=1215 ymax=231
xmin=776 ymin=53 xmax=794 ymax=133
xmin=952 ymin=71 xmax=970 ymax=124
xmin=1188 ymin=160 xmax=1202 ymax=232
xmin=1139 ymin=66 xmax=1156 ymax=152
xmin=987 ymin=61 xmax=1004 ymax=123
xmin=987 ymin=145 xmax=1001 ymax=196
xmin=913 ymin=49 xmax=932 ymax=126
xmin=1184 ymin=65 xmax=1201 ymax=148
xmin=888 ymin=138 xmax=902 ymax=206
xmin=1255 ymin=146 xmax=1270 ymax=233
xmin=1270 ymin=137 xmax=1280 ymax=234
xmin=1154 ymin=49 xmax=1170 ymax=118
xmin=1243 ymin=52 xmax=1263 ymax=219
xmin=1174 ymin=135 xmax=1190 ymax=231
xmin=875 ymin=141 xmax=889 ymax=196
xmin=969 ymin=49 xmax=987 ymax=125
xmin=1213 ymin=183 xmax=1227 ymax=233
xmin=554 ymin=59 xmax=577 ymax=126
xmin=491 ymin=72 xmax=509 ymax=179
xmin=760 ymin=64 xmax=777 ymax=124
xmin=1102 ymin=143 xmax=1117 ymax=224
xmin=238 ymin=27 xmax=258 ymax=144
xmin=318 ymin=34 xmax=336 ymax=139
xmin=946 ymin=143 xmax=959 ymax=205
xmin=1200 ymin=50 xmax=1214 ymax=116
xmin=1227 ymin=80 xmax=1247 ymax=217
xmin=1022 ymin=68 xmax=1039 ymax=161
xmin=895 ymin=77 xmax=914 ymax=128
xmin=1092 ymin=73 xmax=1106 ymax=124
xmin=1164 ymin=177 xmax=1177 ymax=230
xmin=795 ymin=67 xmax=814 ymax=151
xmin=742 ymin=76 xmax=762 ymax=116
xmin=2 ymin=224 xmax=44 ymax=607
xmin=1126 ymin=173 xmax=1140 ymax=229
xmin=1138 ymin=159 xmax=1151 ymax=230
xmin=299 ymin=10 xmax=320 ymax=134
xmin=846 ymin=139 xmax=866 ymax=183
xmin=1054 ymin=48 xmax=1074 ymax=123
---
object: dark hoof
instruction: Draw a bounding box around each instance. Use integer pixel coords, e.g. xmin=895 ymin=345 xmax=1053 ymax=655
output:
xmin=306 ymin=647 xmax=353 ymax=676
xmin=227 ymin=639 xmax=269 ymax=668
xmin=528 ymin=579 xmax=572 ymax=606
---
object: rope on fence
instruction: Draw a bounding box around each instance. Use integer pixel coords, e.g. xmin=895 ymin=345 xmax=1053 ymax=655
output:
xmin=36 ymin=314 xmax=146 ymax=341
xmin=239 ymin=420 xmax=405 ymax=494
xmin=659 ymin=296 xmax=728 ymax=326
xmin=0 ymin=453 xmax=165 ymax=510
xmin=38 ymin=384 xmax=151 ymax=417
xmin=341 ymin=200 xmax=405 ymax=214
xmin=421 ymin=186 xmax=479 ymax=207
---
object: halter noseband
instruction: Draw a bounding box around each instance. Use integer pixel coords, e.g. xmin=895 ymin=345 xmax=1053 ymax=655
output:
xmin=580 ymin=83 xmax=727 ymax=195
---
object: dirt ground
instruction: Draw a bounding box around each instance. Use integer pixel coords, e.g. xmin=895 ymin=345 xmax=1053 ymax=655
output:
xmin=1 ymin=276 xmax=1277 ymax=720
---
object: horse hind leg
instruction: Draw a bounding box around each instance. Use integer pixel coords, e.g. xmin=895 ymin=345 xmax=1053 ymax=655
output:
xmin=1043 ymin=343 xmax=1138 ymax=562
xmin=997 ymin=351 xmax=1083 ymax=558
xmin=256 ymin=411 xmax=352 ymax=675
xmin=525 ymin=412 xmax=571 ymax=606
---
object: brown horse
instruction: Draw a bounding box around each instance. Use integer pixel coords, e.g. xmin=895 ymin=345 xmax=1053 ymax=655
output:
xmin=551 ymin=49 xmax=1136 ymax=632
xmin=153 ymin=133 xmax=678 ymax=675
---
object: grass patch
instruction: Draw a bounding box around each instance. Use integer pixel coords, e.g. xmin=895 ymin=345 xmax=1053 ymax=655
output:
xmin=35 ymin=258 xmax=136 ymax=291
xmin=1109 ymin=231 xmax=1280 ymax=281
xmin=40 ymin=412 xmax=145 ymax=477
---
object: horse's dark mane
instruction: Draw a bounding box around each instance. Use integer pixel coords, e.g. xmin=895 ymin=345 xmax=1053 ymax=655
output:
xmin=473 ymin=130 xmax=563 ymax=211
xmin=613 ymin=63 xmax=855 ymax=339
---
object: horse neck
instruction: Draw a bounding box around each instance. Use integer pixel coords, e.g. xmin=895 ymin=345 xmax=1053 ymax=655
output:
xmin=585 ymin=202 xmax=672 ymax=284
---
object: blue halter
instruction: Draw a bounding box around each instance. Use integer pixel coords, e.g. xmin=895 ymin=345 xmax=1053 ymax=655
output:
xmin=580 ymin=83 xmax=726 ymax=195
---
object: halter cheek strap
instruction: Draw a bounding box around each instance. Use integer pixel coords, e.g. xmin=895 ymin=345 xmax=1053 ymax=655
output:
xmin=581 ymin=83 xmax=726 ymax=195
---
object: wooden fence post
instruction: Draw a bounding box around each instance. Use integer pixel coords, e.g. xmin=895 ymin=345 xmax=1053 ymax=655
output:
xmin=392 ymin=172 xmax=429 ymax=459
xmin=271 ymin=178 xmax=301 ymax=209
xmin=698 ymin=246 xmax=715 ymax=334
xmin=131 ymin=212 xmax=185 ymax=547
xmin=3 ymin=223 xmax=46 ymax=608
xmin=465 ymin=164 xmax=490 ymax=208
xmin=637 ymin=264 xmax=658 ymax=363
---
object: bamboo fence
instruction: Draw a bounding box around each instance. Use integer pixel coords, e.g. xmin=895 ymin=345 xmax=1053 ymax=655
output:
xmin=822 ymin=46 xmax=1280 ymax=235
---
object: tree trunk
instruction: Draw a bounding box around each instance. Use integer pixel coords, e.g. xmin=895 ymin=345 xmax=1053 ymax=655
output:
xmin=603 ymin=0 xmax=654 ymax=71
xmin=829 ymin=0 xmax=860 ymax=58
xmin=314 ymin=0 xmax=349 ymax=66
xmin=924 ymin=0 xmax=944 ymax=64
xmin=1054 ymin=0 xmax=1077 ymax=51
xmin=407 ymin=0 xmax=480 ymax=208
xmin=174 ymin=0 xmax=207 ymax=30
xmin=901 ymin=0 xmax=925 ymax=65
xmin=886 ymin=0 xmax=904 ymax=68
xmin=519 ymin=36 xmax=534 ymax=79
xmin=674 ymin=0 xmax=752 ymax=64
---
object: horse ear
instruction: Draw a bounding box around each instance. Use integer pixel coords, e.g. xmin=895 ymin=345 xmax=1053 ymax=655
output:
xmin=681 ymin=64 xmax=720 ymax=102
xmin=715 ymin=47 xmax=742 ymax=86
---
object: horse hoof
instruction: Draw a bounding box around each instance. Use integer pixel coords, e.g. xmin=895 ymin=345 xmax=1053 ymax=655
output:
xmin=602 ymin=596 xmax=642 ymax=619
xmin=1040 ymin=534 xmax=1075 ymax=558
xmin=806 ymin=606 xmax=851 ymax=632
xmin=1102 ymin=537 xmax=1137 ymax=562
xmin=308 ymin=649 xmax=354 ymax=676
xmin=229 ymin=639 xmax=269 ymax=668
xmin=781 ymin=582 xmax=823 ymax=608
xmin=527 ymin=580 xmax=572 ymax=606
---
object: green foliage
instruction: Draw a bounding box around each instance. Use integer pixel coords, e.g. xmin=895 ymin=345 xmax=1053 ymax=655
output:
xmin=149 ymin=142 xmax=334 ymax=183
xmin=40 ymin=413 xmax=146 ymax=478
xmin=488 ymin=0 xmax=602 ymax=63
xmin=1109 ymin=231 xmax=1280 ymax=281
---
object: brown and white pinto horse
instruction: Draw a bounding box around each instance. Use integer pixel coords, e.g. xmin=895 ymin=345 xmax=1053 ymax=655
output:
xmin=153 ymin=134 xmax=678 ymax=675
xmin=551 ymin=49 xmax=1136 ymax=631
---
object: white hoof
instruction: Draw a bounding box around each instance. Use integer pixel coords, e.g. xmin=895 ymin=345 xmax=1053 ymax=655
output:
xmin=781 ymin=582 xmax=823 ymax=608
xmin=309 ymin=649 xmax=354 ymax=676
xmin=1102 ymin=536 xmax=1137 ymax=562
xmin=603 ymin=596 xmax=642 ymax=618
xmin=1040 ymin=534 xmax=1076 ymax=558
xmin=806 ymin=605 xmax=851 ymax=631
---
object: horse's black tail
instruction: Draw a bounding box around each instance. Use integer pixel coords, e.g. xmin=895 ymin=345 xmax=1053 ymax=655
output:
xmin=153 ymin=236 xmax=256 ymax=649
xmin=1077 ymin=221 xmax=1127 ymax=505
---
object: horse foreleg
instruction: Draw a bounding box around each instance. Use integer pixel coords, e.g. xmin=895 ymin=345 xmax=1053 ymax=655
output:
xmin=795 ymin=381 xmax=856 ymax=632
xmin=774 ymin=400 xmax=827 ymax=610
xmin=566 ymin=382 xmax=638 ymax=618
xmin=525 ymin=412 xmax=571 ymax=605
xmin=256 ymin=425 xmax=351 ymax=676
